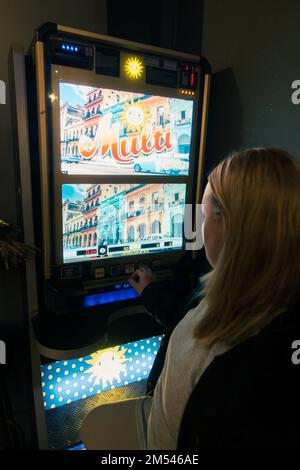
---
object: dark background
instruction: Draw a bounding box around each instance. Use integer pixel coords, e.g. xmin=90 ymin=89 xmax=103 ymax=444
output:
xmin=0 ymin=0 xmax=299 ymax=447
xmin=0 ymin=0 xmax=107 ymax=448
xmin=202 ymin=0 xmax=300 ymax=171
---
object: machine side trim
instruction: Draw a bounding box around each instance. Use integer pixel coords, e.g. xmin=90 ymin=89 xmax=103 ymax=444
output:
xmin=35 ymin=41 xmax=51 ymax=279
xmin=193 ymin=73 xmax=211 ymax=256
xmin=36 ymin=22 xmax=57 ymax=41
xmin=195 ymin=73 xmax=211 ymax=205
xmin=10 ymin=44 xmax=49 ymax=449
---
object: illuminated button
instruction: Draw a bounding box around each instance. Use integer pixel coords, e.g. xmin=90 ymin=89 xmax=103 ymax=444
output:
xmin=94 ymin=267 xmax=105 ymax=279
xmin=124 ymin=263 xmax=135 ymax=274
xmin=109 ymin=265 xmax=121 ymax=276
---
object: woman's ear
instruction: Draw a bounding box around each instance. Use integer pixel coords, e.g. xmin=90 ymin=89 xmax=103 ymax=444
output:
xmin=210 ymin=195 xmax=222 ymax=219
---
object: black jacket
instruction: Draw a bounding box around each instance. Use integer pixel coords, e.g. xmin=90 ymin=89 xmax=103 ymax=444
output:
xmin=177 ymin=292 xmax=300 ymax=450
xmin=142 ymin=256 xmax=300 ymax=450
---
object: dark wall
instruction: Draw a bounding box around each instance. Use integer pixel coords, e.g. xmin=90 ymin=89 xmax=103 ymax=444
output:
xmin=107 ymin=0 xmax=203 ymax=55
xmin=0 ymin=0 xmax=106 ymax=447
xmin=0 ymin=1 xmax=107 ymax=321
xmin=202 ymin=0 xmax=300 ymax=170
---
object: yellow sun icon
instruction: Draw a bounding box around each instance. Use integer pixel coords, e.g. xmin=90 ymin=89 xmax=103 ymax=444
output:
xmin=125 ymin=57 xmax=144 ymax=79
xmin=85 ymin=346 xmax=127 ymax=388
xmin=120 ymin=100 xmax=151 ymax=132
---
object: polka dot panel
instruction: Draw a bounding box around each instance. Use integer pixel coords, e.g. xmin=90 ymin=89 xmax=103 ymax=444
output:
xmin=41 ymin=335 xmax=163 ymax=410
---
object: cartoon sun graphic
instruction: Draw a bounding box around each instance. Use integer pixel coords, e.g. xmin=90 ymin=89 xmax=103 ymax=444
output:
xmin=120 ymin=101 xmax=151 ymax=133
xmin=124 ymin=57 xmax=144 ymax=79
xmin=85 ymin=346 xmax=127 ymax=388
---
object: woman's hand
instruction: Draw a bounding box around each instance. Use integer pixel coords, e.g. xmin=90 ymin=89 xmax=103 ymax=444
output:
xmin=128 ymin=265 xmax=156 ymax=295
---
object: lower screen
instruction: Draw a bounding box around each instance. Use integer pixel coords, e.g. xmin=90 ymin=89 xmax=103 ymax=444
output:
xmin=62 ymin=183 xmax=186 ymax=263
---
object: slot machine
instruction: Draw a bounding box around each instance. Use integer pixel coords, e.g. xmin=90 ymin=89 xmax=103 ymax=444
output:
xmin=10 ymin=23 xmax=210 ymax=449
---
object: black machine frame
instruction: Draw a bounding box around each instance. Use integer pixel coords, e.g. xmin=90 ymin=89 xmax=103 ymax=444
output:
xmin=27 ymin=23 xmax=211 ymax=295
xmin=9 ymin=23 xmax=211 ymax=449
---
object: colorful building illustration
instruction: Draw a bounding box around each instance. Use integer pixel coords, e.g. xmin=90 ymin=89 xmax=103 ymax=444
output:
xmin=63 ymin=200 xmax=85 ymax=248
xmin=169 ymin=98 xmax=193 ymax=157
xmin=62 ymin=183 xmax=186 ymax=261
xmin=60 ymin=87 xmax=147 ymax=162
xmin=162 ymin=184 xmax=186 ymax=237
xmin=63 ymin=184 xmax=126 ymax=251
xmin=123 ymin=184 xmax=164 ymax=242
xmin=60 ymin=101 xmax=84 ymax=159
xmin=97 ymin=186 xmax=128 ymax=245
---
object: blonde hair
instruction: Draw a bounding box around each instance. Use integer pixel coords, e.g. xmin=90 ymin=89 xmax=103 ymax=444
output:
xmin=195 ymin=148 xmax=300 ymax=347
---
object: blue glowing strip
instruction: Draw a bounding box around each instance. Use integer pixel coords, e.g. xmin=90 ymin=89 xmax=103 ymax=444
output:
xmin=67 ymin=443 xmax=86 ymax=450
xmin=83 ymin=288 xmax=139 ymax=307
xmin=41 ymin=335 xmax=163 ymax=411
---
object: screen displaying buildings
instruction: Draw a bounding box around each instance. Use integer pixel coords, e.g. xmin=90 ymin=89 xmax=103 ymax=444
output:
xmin=62 ymin=183 xmax=186 ymax=263
xmin=60 ymin=83 xmax=193 ymax=176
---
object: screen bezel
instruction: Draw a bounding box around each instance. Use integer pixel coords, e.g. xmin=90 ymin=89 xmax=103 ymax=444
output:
xmin=49 ymin=59 xmax=199 ymax=268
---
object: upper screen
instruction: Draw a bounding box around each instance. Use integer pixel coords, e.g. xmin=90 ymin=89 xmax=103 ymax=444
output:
xmin=60 ymin=83 xmax=193 ymax=176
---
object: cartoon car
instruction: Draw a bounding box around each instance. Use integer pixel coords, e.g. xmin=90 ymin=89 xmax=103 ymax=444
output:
xmin=159 ymin=156 xmax=189 ymax=175
xmin=133 ymin=156 xmax=189 ymax=175
xmin=61 ymin=154 xmax=81 ymax=164
xmin=133 ymin=158 xmax=159 ymax=173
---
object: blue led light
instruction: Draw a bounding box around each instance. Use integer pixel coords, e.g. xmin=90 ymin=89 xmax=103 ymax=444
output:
xmin=61 ymin=43 xmax=79 ymax=53
xmin=83 ymin=288 xmax=139 ymax=308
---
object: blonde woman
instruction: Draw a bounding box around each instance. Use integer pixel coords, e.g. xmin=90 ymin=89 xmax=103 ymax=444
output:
xmin=81 ymin=148 xmax=300 ymax=450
